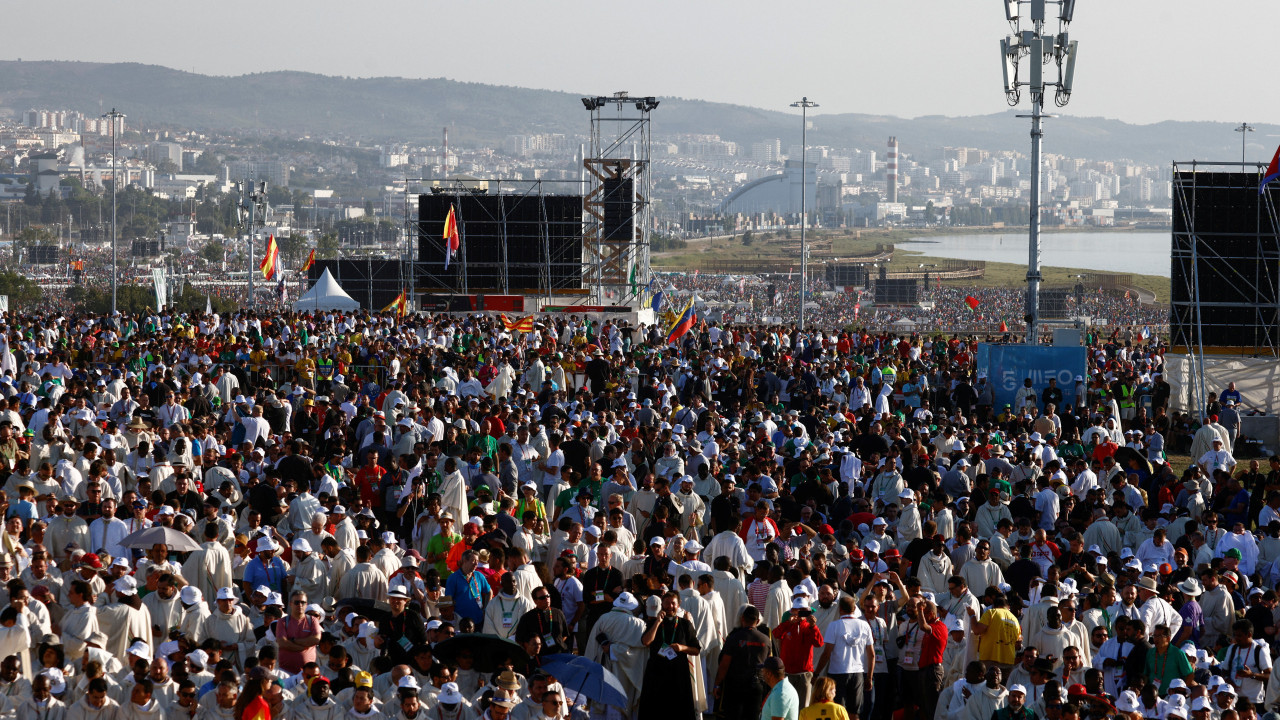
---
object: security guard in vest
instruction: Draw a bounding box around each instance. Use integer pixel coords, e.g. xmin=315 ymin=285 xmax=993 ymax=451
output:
xmin=316 ymin=350 xmax=336 ymax=394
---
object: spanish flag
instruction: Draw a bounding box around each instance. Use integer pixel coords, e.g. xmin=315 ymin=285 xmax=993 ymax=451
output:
xmin=301 ymin=248 xmax=315 ymax=273
xmin=664 ymin=297 xmax=697 ymax=345
xmin=500 ymin=314 xmax=535 ymax=333
xmin=259 ymin=234 xmax=279 ymax=280
xmin=383 ymin=290 xmax=408 ymax=317
xmin=443 ymin=204 xmax=460 ymax=269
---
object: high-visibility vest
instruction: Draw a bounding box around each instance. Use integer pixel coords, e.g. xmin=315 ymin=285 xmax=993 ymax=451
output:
xmin=1120 ymin=384 xmax=1135 ymax=408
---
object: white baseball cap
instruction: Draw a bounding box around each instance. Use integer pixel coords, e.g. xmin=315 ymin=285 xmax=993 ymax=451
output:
xmin=216 ymin=587 xmax=237 ymax=601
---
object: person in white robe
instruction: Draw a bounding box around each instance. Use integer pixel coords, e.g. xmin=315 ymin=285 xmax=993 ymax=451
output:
xmin=762 ymin=571 xmax=792 ymax=631
xmin=202 ymin=589 xmax=254 ymax=670
xmin=180 ymin=529 xmax=234 ymax=608
xmin=95 ymin=578 xmax=151 ymax=665
xmin=704 ymin=526 xmax=754 ymax=580
xmin=290 ymin=541 xmax=330 ymax=605
xmin=436 ymin=465 xmax=469 ymax=532
xmin=337 ymin=553 xmax=388 ymax=604
xmin=59 ymin=584 xmax=98 ymax=661
xmin=917 ymin=544 xmax=954 ymax=597
xmin=583 ymin=593 xmax=647 ymax=720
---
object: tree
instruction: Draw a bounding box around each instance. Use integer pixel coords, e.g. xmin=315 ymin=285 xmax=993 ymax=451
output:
xmin=316 ymin=232 xmax=339 ymax=260
xmin=199 ymin=240 xmax=226 ymax=264
xmin=0 ymin=273 xmax=43 ymax=311
xmin=275 ymin=233 xmax=309 ymax=264
xmin=742 ymin=231 xmax=754 ymax=247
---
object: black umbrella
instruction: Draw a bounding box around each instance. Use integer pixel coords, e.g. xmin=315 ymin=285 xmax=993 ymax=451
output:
xmin=334 ymin=597 xmax=394 ymax=624
xmin=432 ymin=633 xmax=530 ymax=674
xmin=1113 ymin=446 xmax=1153 ymax=476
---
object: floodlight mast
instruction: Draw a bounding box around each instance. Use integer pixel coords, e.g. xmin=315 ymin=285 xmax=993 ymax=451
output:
xmin=999 ymin=0 xmax=1079 ymax=344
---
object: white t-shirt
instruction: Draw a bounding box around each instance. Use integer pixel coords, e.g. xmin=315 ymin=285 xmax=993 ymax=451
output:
xmin=543 ymin=449 xmax=564 ymax=487
xmin=823 ymin=614 xmax=874 ymax=674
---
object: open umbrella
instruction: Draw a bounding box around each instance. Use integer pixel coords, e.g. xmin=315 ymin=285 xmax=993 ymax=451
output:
xmin=334 ymin=597 xmax=393 ymax=624
xmin=1113 ymin=446 xmax=1153 ymax=476
xmin=118 ymin=525 xmax=202 ymax=553
xmin=432 ymin=634 xmax=530 ymax=674
xmin=539 ymin=654 xmax=627 ymax=708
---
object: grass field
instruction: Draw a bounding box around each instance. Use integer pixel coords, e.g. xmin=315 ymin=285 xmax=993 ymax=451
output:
xmin=655 ymin=226 xmax=1171 ymax=300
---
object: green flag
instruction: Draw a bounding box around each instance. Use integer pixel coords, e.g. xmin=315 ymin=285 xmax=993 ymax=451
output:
xmin=629 ymin=262 xmax=637 ymax=292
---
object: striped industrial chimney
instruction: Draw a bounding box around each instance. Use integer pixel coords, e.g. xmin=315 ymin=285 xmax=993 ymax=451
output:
xmin=887 ymin=136 xmax=899 ymax=203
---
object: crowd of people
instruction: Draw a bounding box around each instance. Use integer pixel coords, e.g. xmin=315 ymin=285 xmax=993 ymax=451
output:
xmin=657 ymin=272 xmax=1168 ymax=334
xmin=0 ymin=296 xmax=1263 ymax=720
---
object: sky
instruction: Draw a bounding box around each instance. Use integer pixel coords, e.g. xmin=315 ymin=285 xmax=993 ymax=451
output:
xmin=5 ymin=0 xmax=1275 ymax=126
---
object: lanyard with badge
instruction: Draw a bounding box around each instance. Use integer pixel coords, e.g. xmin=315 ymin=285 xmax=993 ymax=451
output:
xmin=497 ymin=596 xmax=514 ymax=630
xmin=658 ymin=620 xmax=679 ymax=661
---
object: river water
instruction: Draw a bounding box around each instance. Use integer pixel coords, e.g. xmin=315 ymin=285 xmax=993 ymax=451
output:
xmin=899 ymin=231 xmax=1171 ymax=277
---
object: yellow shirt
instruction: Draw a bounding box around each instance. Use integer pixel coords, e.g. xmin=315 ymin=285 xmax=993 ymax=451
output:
xmin=799 ymin=702 xmax=851 ymax=720
xmin=295 ymin=357 xmax=316 ymax=380
xmin=976 ymin=607 xmax=1022 ymax=666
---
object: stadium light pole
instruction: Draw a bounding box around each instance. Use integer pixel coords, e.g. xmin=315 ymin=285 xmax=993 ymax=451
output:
xmin=790 ymin=97 xmax=817 ymax=332
xmin=1000 ymin=0 xmax=1077 ymax=344
xmin=1235 ymin=123 xmax=1254 ymax=165
xmin=102 ymin=108 xmax=125 ymax=314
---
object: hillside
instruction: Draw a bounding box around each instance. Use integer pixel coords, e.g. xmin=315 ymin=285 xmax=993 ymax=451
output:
xmin=0 ymin=60 xmax=1271 ymax=166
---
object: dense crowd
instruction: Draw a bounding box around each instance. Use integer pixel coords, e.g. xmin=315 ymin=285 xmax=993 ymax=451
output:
xmin=0 ymin=298 xmax=1262 ymax=720
xmin=658 ymin=273 xmax=1168 ymax=334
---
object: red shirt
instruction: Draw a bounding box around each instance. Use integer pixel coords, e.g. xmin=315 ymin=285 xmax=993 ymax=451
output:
xmin=774 ymin=617 xmax=825 ymax=673
xmin=355 ymin=465 xmax=387 ymax=508
xmin=919 ymin=619 xmax=948 ymax=668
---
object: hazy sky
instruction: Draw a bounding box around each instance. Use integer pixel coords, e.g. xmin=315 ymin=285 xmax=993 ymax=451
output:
xmin=6 ymin=0 xmax=1273 ymax=125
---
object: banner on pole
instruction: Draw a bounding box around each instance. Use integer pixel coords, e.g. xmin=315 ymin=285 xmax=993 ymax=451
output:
xmin=152 ymin=269 xmax=168 ymax=310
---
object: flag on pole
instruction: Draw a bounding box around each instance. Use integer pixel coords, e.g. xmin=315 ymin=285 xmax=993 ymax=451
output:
xmin=277 ymin=275 xmax=286 ymax=303
xmin=301 ymin=249 xmax=315 ymax=273
xmin=629 ymin=263 xmax=637 ymax=294
xmin=259 ymin=234 xmax=279 ymax=280
xmin=665 ymin=298 xmax=697 ymax=345
xmin=854 ymin=303 xmax=860 ymax=320
xmin=382 ymin=291 xmax=408 ymax=317
xmin=205 ymin=295 xmax=212 ymax=314
xmin=443 ymin=204 xmax=460 ymax=269
xmin=964 ymin=295 xmax=979 ymax=310
xmin=1262 ymin=144 xmax=1280 ymax=194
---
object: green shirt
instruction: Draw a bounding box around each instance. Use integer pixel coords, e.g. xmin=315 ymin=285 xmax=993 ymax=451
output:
xmin=425 ymin=532 xmax=461 ymax=576
xmin=1145 ymin=645 xmax=1194 ymax=694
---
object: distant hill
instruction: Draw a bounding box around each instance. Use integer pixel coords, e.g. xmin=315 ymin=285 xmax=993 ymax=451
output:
xmin=0 ymin=60 xmax=1271 ymax=166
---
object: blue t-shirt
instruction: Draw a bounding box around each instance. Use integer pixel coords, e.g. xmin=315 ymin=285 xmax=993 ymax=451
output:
xmin=243 ymin=556 xmax=289 ymax=595
xmin=445 ymin=570 xmax=490 ymax=624
xmin=762 ymin=678 xmax=799 ymax=720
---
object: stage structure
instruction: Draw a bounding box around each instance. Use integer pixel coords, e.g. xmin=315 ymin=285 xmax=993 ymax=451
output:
xmin=1170 ymin=160 xmax=1280 ymax=420
xmin=410 ymin=179 xmax=586 ymax=301
xmin=582 ymin=92 xmax=658 ymax=305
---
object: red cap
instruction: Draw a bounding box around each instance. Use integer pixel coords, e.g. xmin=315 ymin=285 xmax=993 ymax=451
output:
xmin=1067 ymin=684 xmax=1087 ymax=697
xmin=463 ymin=522 xmax=479 ymax=535
xmin=1159 ymin=563 xmax=1173 ymax=576
xmin=82 ymin=553 xmax=103 ymax=569
xmin=883 ymin=548 xmax=901 ymax=559
xmin=848 ymin=548 xmax=864 ymax=560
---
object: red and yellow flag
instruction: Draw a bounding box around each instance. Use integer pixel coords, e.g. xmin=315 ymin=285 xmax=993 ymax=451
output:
xmin=259 ymin=234 xmax=279 ymax=280
xmin=301 ymin=248 xmax=315 ymax=273
xmin=443 ymin=204 xmax=460 ymax=269
xmin=382 ymin=290 xmax=408 ymax=317
xmin=500 ymin=314 xmax=535 ymax=333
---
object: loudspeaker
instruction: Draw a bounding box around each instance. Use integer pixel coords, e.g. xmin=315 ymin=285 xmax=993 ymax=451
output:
xmin=873 ymin=278 xmax=918 ymax=305
xmin=1171 ymin=170 xmax=1280 ymax=349
xmin=602 ymin=178 xmax=635 ymax=242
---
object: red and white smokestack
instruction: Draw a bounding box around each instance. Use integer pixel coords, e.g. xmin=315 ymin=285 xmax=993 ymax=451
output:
xmin=443 ymin=127 xmax=449 ymax=171
xmin=887 ymin=136 xmax=899 ymax=203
